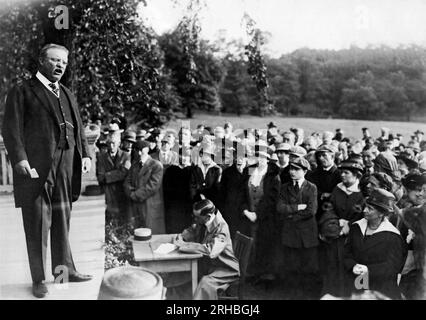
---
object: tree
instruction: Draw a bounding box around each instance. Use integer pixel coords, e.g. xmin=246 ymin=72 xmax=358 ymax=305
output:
xmin=0 ymin=0 xmax=177 ymax=128
xmin=266 ymin=58 xmax=300 ymax=116
xmin=0 ymin=1 xmax=44 ymax=126
xmin=159 ymin=32 xmax=223 ymax=117
xmin=243 ymin=13 xmax=273 ymax=117
xmin=339 ymin=77 xmax=386 ymax=119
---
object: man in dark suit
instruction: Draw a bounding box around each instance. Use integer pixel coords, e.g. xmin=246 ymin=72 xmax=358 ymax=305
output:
xmin=2 ymin=43 xmax=93 ymax=298
xmin=96 ymin=133 xmax=131 ymax=226
xmin=276 ymin=157 xmax=319 ymax=299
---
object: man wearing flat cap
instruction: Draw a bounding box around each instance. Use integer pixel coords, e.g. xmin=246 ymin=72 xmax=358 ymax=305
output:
xmin=97 ymin=133 xmax=131 ymax=226
xmin=120 ymin=130 xmax=136 ymax=154
xmin=307 ymin=145 xmax=341 ymax=217
xmin=276 ymin=157 xmax=319 ymax=299
xmin=124 ymin=140 xmax=165 ymax=233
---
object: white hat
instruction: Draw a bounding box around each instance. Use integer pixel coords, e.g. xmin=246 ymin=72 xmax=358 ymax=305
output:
xmin=108 ymin=122 xmax=124 ymax=133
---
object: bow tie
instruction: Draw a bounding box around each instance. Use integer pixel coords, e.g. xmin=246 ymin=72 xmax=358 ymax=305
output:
xmin=48 ymin=83 xmax=59 ymax=97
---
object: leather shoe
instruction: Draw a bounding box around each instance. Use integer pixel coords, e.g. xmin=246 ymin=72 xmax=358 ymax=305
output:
xmin=32 ymin=282 xmax=48 ymax=298
xmin=68 ymin=272 xmax=93 ymax=282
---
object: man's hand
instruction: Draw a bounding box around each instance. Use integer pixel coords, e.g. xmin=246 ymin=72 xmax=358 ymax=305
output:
xmin=297 ymin=204 xmax=307 ymax=211
xmin=14 ymin=160 xmax=31 ymax=176
xmin=243 ymin=210 xmax=257 ymax=222
xmin=321 ymin=193 xmax=331 ymax=200
xmin=173 ymin=234 xmax=185 ymax=247
xmin=407 ymin=229 xmax=415 ymax=244
xmin=82 ymin=157 xmax=91 ymax=173
xmin=339 ymin=219 xmax=350 ymax=235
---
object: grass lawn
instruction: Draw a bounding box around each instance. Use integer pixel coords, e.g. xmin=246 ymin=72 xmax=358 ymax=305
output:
xmin=167 ymin=113 xmax=426 ymax=142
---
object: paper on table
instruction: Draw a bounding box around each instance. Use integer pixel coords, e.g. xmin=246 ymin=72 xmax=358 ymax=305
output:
xmin=154 ymin=243 xmax=177 ymax=254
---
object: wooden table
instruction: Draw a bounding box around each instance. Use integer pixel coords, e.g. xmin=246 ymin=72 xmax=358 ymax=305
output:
xmin=132 ymin=234 xmax=203 ymax=295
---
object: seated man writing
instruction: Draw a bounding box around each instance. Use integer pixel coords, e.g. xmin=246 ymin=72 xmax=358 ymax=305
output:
xmin=173 ymin=199 xmax=240 ymax=300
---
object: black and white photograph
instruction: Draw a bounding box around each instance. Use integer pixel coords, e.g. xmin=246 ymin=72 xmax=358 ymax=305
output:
xmin=1 ymin=0 xmax=426 ymax=304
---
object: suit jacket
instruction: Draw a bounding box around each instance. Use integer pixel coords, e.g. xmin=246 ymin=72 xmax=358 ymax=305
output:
xmin=277 ymin=180 xmax=319 ymax=248
xmin=151 ymin=150 xmax=179 ymax=167
xmin=123 ymin=156 xmax=165 ymax=234
xmin=2 ymin=77 xmax=90 ymax=208
xmin=189 ymin=163 xmax=222 ymax=206
xmin=96 ymin=149 xmax=131 ymax=212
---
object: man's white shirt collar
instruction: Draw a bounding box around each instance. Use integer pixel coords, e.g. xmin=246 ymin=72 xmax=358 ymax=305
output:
xmin=36 ymin=71 xmax=59 ymax=96
xmin=294 ymin=178 xmax=305 ymax=188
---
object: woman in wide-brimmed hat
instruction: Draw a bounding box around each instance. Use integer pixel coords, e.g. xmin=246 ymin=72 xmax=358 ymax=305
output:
xmin=344 ymin=188 xmax=407 ymax=299
xmin=319 ymin=160 xmax=365 ymax=297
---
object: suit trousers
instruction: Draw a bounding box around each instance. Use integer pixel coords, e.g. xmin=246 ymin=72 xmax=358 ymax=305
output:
xmin=21 ymin=146 xmax=77 ymax=283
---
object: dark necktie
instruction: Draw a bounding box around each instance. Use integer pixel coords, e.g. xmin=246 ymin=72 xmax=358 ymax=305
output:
xmin=48 ymin=82 xmax=59 ymax=97
xmin=294 ymin=182 xmax=300 ymax=193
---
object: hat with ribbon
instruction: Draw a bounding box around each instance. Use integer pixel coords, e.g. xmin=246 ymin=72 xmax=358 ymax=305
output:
xmin=397 ymin=150 xmax=419 ymax=169
xmin=133 ymin=140 xmax=151 ymax=151
xmin=276 ymin=143 xmax=292 ymax=152
xmin=338 ymin=159 xmax=364 ymax=173
xmin=366 ymin=188 xmax=396 ymax=214
xmin=402 ymin=173 xmax=426 ymax=191
xmin=123 ymin=130 xmax=137 ymax=143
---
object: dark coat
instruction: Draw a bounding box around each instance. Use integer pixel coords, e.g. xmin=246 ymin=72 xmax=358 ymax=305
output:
xmin=96 ymin=149 xmax=131 ymax=220
xmin=344 ymin=218 xmax=407 ymax=299
xmin=330 ymin=184 xmax=365 ymax=223
xmin=242 ymin=163 xmax=281 ymax=275
xmin=307 ymin=165 xmax=341 ymax=198
xmin=2 ymin=78 xmax=90 ymax=208
xmin=124 ymin=156 xmax=165 ymax=234
xmin=278 ymin=164 xmax=292 ymax=185
xmin=319 ymin=183 xmax=364 ymax=297
xmin=189 ymin=162 xmax=222 ymax=207
xmin=276 ymin=180 xmax=319 ymax=248
xmin=151 ymin=150 xmax=179 ymax=168
xmin=219 ymin=163 xmax=249 ymax=238
xmin=307 ymin=164 xmax=341 ymax=220
xmin=163 ymin=164 xmax=193 ymax=233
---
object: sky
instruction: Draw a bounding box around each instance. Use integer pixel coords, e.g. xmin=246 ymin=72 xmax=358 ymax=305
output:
xmin=138 ymin=0 xmax=426 ymax=57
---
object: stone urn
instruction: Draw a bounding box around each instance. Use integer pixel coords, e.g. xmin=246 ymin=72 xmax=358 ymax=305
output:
xmin=82 ymin=124 xmax=102 ymax=195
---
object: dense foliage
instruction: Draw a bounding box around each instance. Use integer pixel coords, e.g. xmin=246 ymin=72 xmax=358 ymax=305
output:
xmin=223 ymin=46 xmax=426 ymax=120
xmin=0 ymin=0 xmax=178 ymax=127
xmin=104 ymin=220 xmax=136 ymax=270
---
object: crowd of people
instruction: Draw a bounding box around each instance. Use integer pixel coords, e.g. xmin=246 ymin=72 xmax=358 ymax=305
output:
xmin=95 ymin=117 xmax=426 ymax=300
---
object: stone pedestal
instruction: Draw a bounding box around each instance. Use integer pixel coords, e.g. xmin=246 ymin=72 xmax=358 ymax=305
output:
xmin=82 ymin=124 xmax=102 ymax=195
